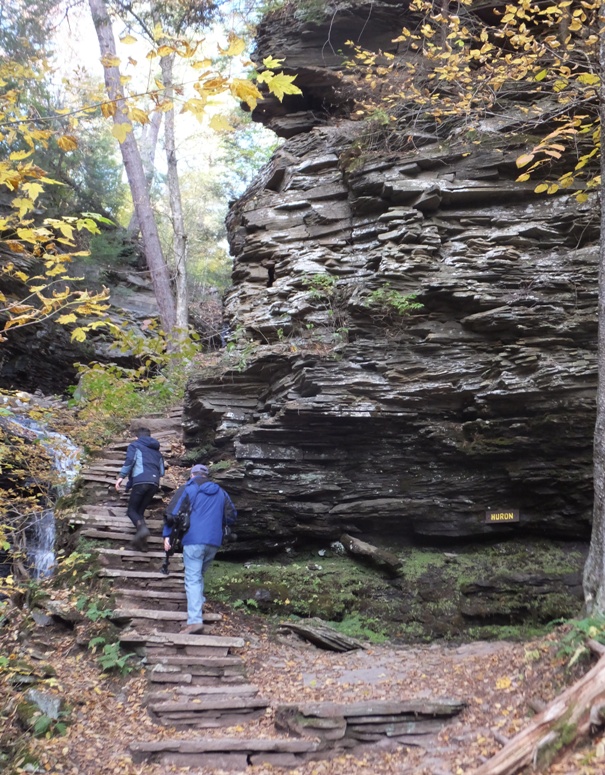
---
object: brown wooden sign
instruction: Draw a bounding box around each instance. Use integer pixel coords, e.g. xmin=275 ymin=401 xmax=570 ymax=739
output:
xmin=485 ymin=509 xmax=520 ymax=524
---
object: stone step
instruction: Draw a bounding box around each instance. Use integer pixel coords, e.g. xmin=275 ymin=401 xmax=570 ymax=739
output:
xmin=147 ymin=695 xmax=269 ymax=729
xmin=114 ymin=588 xmax=187 ymax=602
xmin=81 ymin=474 xmax=122 ymax=485
xmin=100 ymin=570 xmax=185 ymax=589
xmin=147 ymin=684 xmax=259 ymax=702
xmin=120 ymin=631 xmax=244 ymax=659
xmin=146 ymin=655 xmax=247 ymax=685
xmin=112 ymin=609 xmax=221 ymax=623
xmin=82 ymin=530 xmax=165 ymax=547
xmin=99 ymin=552 xmax=183 ymax=574
xmin=114 ymin=589 xmax=187 ymax=611
xmin=100 ymin=568 xmax=183 ymax=579
xmin=77 ymin=518 xmax=164 ymax=530
xmin=130 ymin=737 xmax=321 ymax=768
xmin=76 ymin=505 xmax=129 ymax=517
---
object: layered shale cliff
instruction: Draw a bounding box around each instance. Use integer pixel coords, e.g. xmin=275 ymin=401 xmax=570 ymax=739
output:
xmin=182 ymin=1 xmax=598 ymax=549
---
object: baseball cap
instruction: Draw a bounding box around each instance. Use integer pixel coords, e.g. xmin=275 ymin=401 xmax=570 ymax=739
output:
xmin=191 ymin=464 xmax=209 ymax=476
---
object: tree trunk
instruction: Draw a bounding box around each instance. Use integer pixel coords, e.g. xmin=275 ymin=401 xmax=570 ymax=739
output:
xmin=87 ymin=0 xmax=176 ymax=332
xmin=469 ymin=641 xmax=605 ymax=774
xmin=159 ymin=51 xmax=189 ymax=330
xmin=127 ymin=110 xmax=162 ymax=239
xmin=583 ymin=8 xmax=605 ymax=614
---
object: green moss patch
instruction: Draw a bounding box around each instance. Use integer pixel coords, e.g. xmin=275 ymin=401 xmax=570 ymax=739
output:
xmin=206 ymin=539 xmax=584 ymax=643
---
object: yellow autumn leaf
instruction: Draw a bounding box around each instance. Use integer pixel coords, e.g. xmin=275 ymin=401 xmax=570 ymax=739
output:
xmin=191 ymin=58 xmax=213 ymax=70
xmin=57 ymin=135 xmax=78 ymax=151
xmin=157 ymin=45 xmax=174 ymax=57
xmin=262 ymin=55 xmax=284 ymax=70
xmin=182 ymin=98 xmax=207 ymax=117
xmin=120 ymin=34 xmax=138 ymax=45
xmin=101 ymin=101 xmax=116 ymax=119
xmin=57 ymin=313 xmax=77 ymax=325
xmin=46 ymin=265 xmax=67 ymax=277
xmin=12 ymin=198 xmax=35 ymax=219
xmin=221 ymin=33 xmax=246 ymax=57
xmin=577 ymin=72 xmax=600 ymax=86
xmin=496 ymin=676 xmax=512 ymax=690
xmin=129 ymin=107 xmax=150 ymax=124
xmin=100 ymin=54 xmax=121 ymax=68
xmin=9 ymin=148 xmax=35 ymax=161
xmin=534 ymin=183 xmax=549 ymax=194
xmin=230 ymin=78 xmax=263 ymax=110
xmin=515 ymin=152 xmax=534 ymax=168
xmin=71 ymin=328 xmax=87 ymax=342
xmin=111 ymin=122 xmax=133 ymax=143
xmin=22 ymin=182 xmax=44 ymax=201
xmin=263 ymin=71 xmax=302 ymax=102
xmin=209 ymin=114 xmax=234 ymax=132
xmin=5 ymin=240 xmax=27 ymax=253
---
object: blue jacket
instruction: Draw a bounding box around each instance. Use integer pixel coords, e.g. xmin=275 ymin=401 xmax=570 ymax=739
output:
xmin=119 ymin=436 xmax=164 ymax=487
xmin=163 ymin=476 xmax=237 ymax=548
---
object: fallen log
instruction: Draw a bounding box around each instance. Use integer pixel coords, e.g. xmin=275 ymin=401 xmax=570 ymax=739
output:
xmin=279 ymin=621 xmax=365 ymax=652
xmin=470 ymin=642 xmax=605 ymax=775
xmin=340 ymin=533 xmax=402 ymax=575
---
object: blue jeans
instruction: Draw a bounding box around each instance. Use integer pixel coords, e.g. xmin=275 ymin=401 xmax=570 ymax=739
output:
xmin=183 ymin=544 xmax=218 ymax=624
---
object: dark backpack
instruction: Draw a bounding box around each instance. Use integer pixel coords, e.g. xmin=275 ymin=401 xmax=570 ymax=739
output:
xmin=164 ymin=490 xmax=192 ymax=556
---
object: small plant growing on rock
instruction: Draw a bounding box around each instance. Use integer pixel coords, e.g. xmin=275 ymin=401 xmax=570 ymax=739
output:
xmin=366 ymin=285 xmax=423 ymax=318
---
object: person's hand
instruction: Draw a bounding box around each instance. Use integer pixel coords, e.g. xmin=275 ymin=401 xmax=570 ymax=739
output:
xmin=164 ymin=537 xmax=171 ymax=552
xmin=115 ymin=478 xmax=123 ymax=492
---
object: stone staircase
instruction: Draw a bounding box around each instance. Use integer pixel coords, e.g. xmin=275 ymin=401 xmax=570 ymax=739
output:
xmin=73 ymin=414 xmax=465 ymax=770
xmin=72 ymin=417 xmax=330 ymax=768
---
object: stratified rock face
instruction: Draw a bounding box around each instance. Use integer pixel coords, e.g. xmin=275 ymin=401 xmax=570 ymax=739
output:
xmin=184 ymin=3 xmax=597 ymax=546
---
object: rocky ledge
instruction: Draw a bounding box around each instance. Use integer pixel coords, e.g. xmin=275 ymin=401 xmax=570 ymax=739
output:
xmin=182 ymin=2 xmax=597 ymax=548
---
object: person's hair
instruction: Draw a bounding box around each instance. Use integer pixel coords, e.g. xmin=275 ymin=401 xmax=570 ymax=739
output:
xmin=135 ymin=427 xmax=151 ymax=437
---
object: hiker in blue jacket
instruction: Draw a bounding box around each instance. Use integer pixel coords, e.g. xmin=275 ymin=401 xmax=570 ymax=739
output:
xmin=163 ymin=463 xmax=236 ymax=634
xmin=115 ymin=427 xmax=164 ymax=551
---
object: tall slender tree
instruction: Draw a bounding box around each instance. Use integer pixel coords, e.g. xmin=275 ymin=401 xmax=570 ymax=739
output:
xmin=88 ymin=0 xmax=177 ymax=331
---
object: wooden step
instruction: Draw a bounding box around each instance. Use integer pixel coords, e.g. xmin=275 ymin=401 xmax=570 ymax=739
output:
xmin=130 ymin=737 xmax=321 ymax=768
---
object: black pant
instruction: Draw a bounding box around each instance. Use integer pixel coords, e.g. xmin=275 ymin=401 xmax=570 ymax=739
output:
xmin=127 ymin=483 xmax=158 ymax=526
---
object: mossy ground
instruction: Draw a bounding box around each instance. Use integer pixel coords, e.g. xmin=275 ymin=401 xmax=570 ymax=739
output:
xmin=206 ymin=539 xmax=585 ymax=643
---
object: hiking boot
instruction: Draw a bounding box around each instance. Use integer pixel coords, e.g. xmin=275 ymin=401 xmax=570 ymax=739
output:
xmin=132 ymin=522 xmax=150 ymax=551
xmin=181 ymin=623 xmax=205 ymax=635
